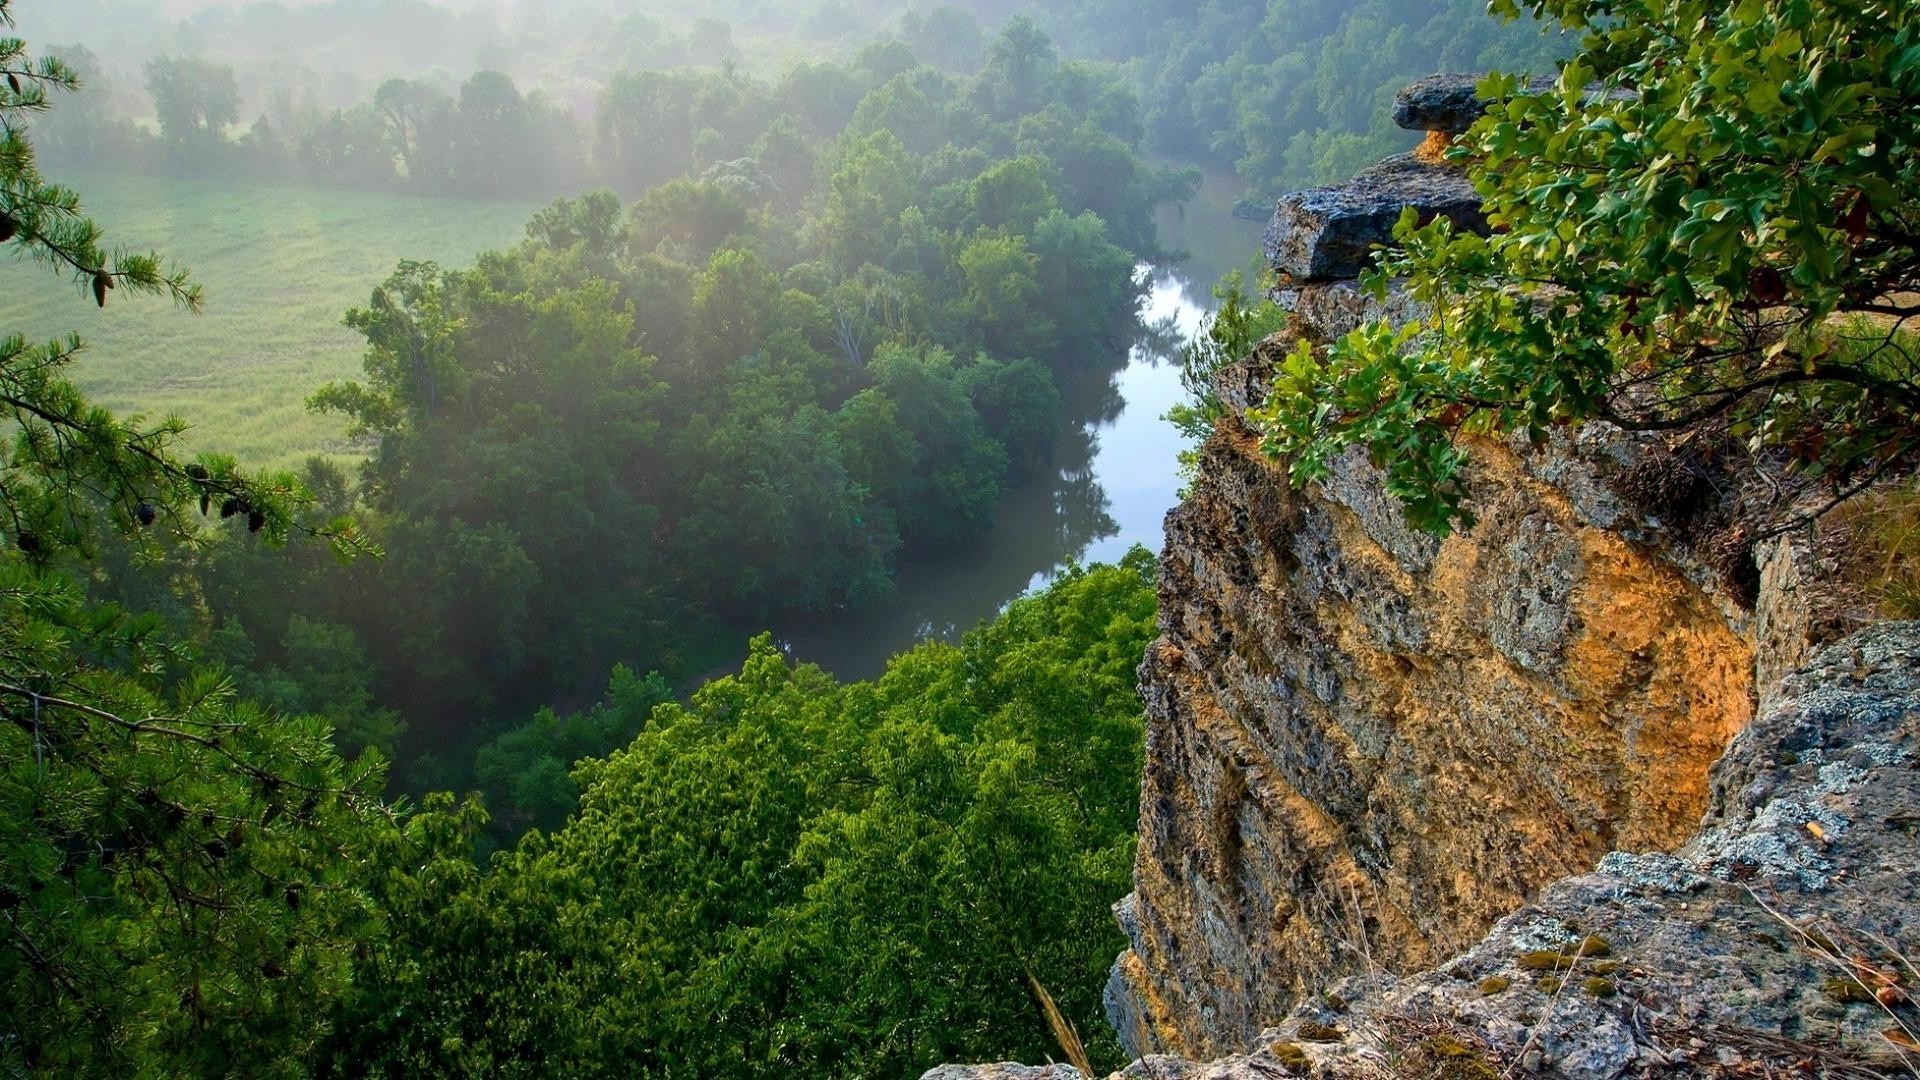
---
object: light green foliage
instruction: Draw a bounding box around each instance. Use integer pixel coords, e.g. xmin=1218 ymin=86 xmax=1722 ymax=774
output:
xmin=969 ymin=154 xmax=1061 ymax=233
xmin=337 ymin=551 xmax=1160 ymax=1078
xmin=1255 ymin=0 xmax=1920 ymax=535
xmin=1167 ymin=271 xmax=1288 ymax=484
xmin=958 ymin=227 xmax=1055 ymax=357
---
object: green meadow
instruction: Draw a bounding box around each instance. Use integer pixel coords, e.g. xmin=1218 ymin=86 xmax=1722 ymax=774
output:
xmin=0 ymin=171 xmax=536 ymax=471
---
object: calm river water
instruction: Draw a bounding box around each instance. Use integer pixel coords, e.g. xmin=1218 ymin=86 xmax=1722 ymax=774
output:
xmin=771 ymin=179 xmax=1263 ymax=680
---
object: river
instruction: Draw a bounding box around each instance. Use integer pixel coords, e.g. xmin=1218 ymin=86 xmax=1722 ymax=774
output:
xmin=771 ymin=173 xmax=1263 ymax=680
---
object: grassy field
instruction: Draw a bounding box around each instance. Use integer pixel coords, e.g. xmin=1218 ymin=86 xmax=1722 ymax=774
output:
xmin=0 ymin=171 xmax=537 ymax=471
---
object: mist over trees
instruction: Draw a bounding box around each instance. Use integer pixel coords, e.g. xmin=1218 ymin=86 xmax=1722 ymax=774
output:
xmin=26 ymin=0 xmax=1565 ymax=206
xmin=81 ymin=14 xmax=1185 ymax=850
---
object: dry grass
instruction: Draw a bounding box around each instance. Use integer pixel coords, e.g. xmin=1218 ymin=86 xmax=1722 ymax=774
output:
xmin=1833 ymin=478 xmax=1920 ymax=620
xmin=1746 ymin=888 xmax=1920 ymax=1077
xmin=1028 ymin=968 xmax=1097 ymax=1077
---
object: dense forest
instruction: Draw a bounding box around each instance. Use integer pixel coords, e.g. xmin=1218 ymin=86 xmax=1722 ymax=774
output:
xmin=79 ymin=16 xmax=1186 ymax=836
xmin=2 ymin=2 xmax=1178 ymax=1070
xmin=7 ymin=0 xmax=1905 ymax=1071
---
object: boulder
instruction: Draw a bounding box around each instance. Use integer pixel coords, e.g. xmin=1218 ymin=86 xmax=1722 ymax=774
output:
xmin=1262 ymin=154 xmax=1485 ymax=284
xmin=1392 ymin=72 xmax=1556 ymax=134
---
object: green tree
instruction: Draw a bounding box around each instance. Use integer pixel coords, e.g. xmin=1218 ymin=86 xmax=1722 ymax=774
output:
xmin=968 ymin=153 xmax=1060 ymax=235
xmin=627 ymin=177 xmax=752 ymax=263
xmin=213 ymin=614 xmax=407 ymax=760
xmin=330 ymin=554 xmax=1158 ymax=1078
xmin=0 ymin=8 xmax=399 ymax=1073
xmin=32 ymin=43 xmax=128 ymax=166
xmin=957 ymin=227 xmax=1056 ymax=357
xmin=471 ymin=664 xmax=673 ymax=842
xmin=595 ymin=70 xmax=702 ymax=193
xmin=372 ymin=77 xmax=455 ymax=189
xmin=819 ymin=129 xmax=916 ymax=271
xmin=142 ymin=54 xmax=238 ymax=160
xmin=975 ymin=15 xmax=1058 ymax=120
xmin=1253 ymin=0 xmax=1920 ymax=536
xmin=902 ymin=6 xmax=986 ymax=73
xmin=865 ymin=343 xmax=1009 ymax=549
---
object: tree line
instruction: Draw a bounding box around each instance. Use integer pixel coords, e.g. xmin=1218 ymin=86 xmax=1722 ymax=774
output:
xmin=31 ymin=0 xmax=1571 ymax=209
xmin=92 ymin=18 xmax=1190 ymax=846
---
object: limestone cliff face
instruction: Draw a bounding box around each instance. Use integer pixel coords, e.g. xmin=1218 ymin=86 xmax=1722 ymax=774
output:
xmin=932 ymin=620 xmax=1920 ymax=1080
xmin=1106 ymin=335 xmax=1763 ymax=1060
xmin=1099 ymin=76 xmax=1854 ymax=1062
xmin=923 ymin=74 xmax=1908 ymax=1080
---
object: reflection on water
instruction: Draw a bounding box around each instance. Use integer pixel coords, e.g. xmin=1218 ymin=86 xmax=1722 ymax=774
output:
xmin=770 ymin=266 xmax=1233 ymax=680
xmin=767 ymin=166 xmax=1263 ymax=680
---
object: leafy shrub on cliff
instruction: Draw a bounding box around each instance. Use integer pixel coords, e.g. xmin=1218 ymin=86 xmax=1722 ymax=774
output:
xmin=1253 ymin=0 xmax=1920 ymax=536
xmin=1168 ymin=271 xmax=1289 ymax=488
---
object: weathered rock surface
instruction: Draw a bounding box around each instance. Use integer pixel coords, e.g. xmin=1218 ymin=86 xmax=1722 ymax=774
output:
xmin=1263 ymin=154 xmax=1486 ymax=284
xmin=926 ymin=625 xmax=1920 ymax=1080
xmin=1391 ymin=73 xmax=1554 ymax=133
xmin=1392 ymin=73 xmax=1491 ymax=133
xmin=1105 ymin=338 xmax=1766 ymax=1062
xmin=1268 ymin=280 xmax=1423 ymax=341
xmin=1210 ymin=622 xmax=1920 ymax=1078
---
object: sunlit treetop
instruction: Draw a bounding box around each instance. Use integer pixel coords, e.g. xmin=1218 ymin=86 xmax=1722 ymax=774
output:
xmin=1253 ymin=0 xmax=1920 ymax=535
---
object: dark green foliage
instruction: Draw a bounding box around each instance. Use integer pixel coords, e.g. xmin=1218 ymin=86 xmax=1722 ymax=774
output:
xmin=332 ymin=551 xmax=1160 ymax=1078
xmin=471 ymin=665 xmax=674 ymax=843
xmin=0 ymin=562 xmax=408 ymax=1075
xmin=210 ymin=614 xmax=407 ymax=760
xmin=0 ymin=8 xmax=418 ymax=1073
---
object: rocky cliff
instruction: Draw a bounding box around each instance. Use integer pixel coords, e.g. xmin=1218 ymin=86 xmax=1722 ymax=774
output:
xmin=925 ymin=77 xmax=1916 ymax=1080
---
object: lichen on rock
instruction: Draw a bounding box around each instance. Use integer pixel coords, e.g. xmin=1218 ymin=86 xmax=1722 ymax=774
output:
xmin=1109 ymin=335 xmax=1762 ymax=1060
xmin=923 ymin=71 xmax=1914 ymax=1080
